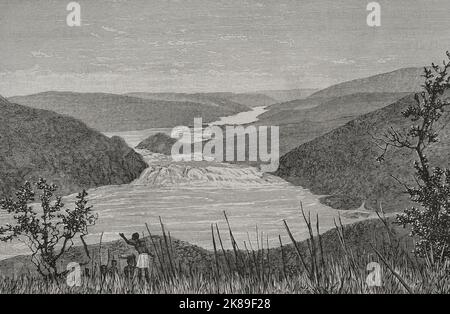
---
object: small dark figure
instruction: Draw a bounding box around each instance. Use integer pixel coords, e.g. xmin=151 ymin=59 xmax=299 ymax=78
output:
xmin=123 ymin=255 xmax=136 ymax=279
xmin=100 ymin=264 xmax=108 ymax=280
xmin=84 ymin=268 xmax=91 ymax=278
xmin=109 ymin=260 xmax=119 ymax=276
xmin=119 ymin=232 xmax=151 ymax=281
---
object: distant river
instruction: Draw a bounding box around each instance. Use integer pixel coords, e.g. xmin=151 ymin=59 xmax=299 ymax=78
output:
xmin=209 ymin=105 xmax=268 ymax=126
xmin=104 ymin=105 xmax=269 ymax=148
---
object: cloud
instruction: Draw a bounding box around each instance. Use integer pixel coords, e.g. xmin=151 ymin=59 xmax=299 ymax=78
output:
xmin=96 ymin=56 xmax=115 ymax=62
xmin=377 ymin=56 xmax=396 ymax=64
xmin=275 ymin=39 xmax=295 ymax=47
xmin=101 ymin=26 xmax=127 ymax=35
xmin=31 ymin=50 xmax=52 ymax=58
xmin=332 ymin=58 xmax=356 ymax=65
xmin=167 ymin=40 xmax=204 ymax=46
xmin=219 ymin=34 xmax=248 ymax=41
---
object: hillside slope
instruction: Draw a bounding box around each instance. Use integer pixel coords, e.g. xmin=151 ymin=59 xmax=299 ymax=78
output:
xmin=135 ymin=133 xmax=177 ymax=155
xmin=309 ymin=67 xmax=423 ymax=99
xmin=255 ymin=92 xmax=409 ymax=155
xmin=276 ymin=93 xmax=450 ymax=211
xmin=223 ymin=92 xmax=277 ymax=107
xmin=0 ymin=96 xmax=147 ymax=198
xmin=257 ymin=88 xmax=319 ymax=103
xmin=0 ymin=217 xmax=411 ymax=278
xmin=9 ymin=92 xmax=250 ymax=132
xmin=126 ymin=91 xmax=277 ymax=108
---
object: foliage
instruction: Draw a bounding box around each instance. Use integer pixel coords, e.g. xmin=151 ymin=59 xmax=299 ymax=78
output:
xmin=0 ymin=178 xmax=97 ymax=277
xmin=376 ymin=52 xmax=450 ymax=261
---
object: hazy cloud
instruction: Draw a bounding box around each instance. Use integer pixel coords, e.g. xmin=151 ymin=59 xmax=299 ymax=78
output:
xmin=101 ymin=26 xmax=127 ymax=35
xmin=332 ymin=58 xmax=356 ymax=65
xmin=31 ymin=50 xmax=52 ymax=58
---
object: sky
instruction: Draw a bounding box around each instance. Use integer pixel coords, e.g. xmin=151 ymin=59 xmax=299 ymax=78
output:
xmin=1 ymin=0 xmax=450 ymax=96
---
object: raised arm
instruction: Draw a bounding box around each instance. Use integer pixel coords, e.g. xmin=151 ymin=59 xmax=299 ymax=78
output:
xmin=119 ymin=233 xmax=134 ymax=246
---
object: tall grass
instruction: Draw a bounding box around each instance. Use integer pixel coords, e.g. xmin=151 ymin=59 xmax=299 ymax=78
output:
xmin=1 ymin=205 xmax=449 ymax=294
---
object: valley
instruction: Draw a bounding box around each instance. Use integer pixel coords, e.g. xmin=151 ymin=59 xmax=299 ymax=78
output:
xmin=0 ymin=66 xmax=444 ymax=266
xmin=0 ymin=101 xmax=379 ymax=261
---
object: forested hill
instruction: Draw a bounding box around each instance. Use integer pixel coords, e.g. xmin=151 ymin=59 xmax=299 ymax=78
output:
xmin=0 ymin=96 xmax=148 ymax=198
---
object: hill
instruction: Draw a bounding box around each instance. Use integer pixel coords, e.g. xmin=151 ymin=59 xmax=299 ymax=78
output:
xmin=127 ymin=89 xmax=320 ymax=108
xmin=257 ymin=88 xmax=319 ymax=103
xmin=276 ymin=93 xmax=450 ymax=211
xmin=135 ymin=133 xmax=177 ymax=155
xmin=9 ymin=92 xmax=250 ymax=132
xmin=255 ymin=92 xmax=409 ymax=155
xmin=309 ymin=67 xmax=423 ymax=99
xmin=253 ymin=68 xmax=428 ymax=155
xmin=221 ymin=92 xmax=278 ymax=107
xmin=0 ymin=217 xmax=411 ymax=279
xmin=0 ymin=96 xmax=148 ymax=198
xmin=0 ymin=233 xmax=213 ymax=277
xmin=126 ymin=91 xmax=278 ymax=108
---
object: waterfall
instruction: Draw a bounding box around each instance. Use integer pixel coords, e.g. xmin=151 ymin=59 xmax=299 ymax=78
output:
xmin=132 ymin=163 xmax=286 ymax=187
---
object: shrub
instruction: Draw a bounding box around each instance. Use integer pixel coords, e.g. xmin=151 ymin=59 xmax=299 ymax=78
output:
xmin=376 ymin=52 xmax=450 ymax=261
xmin=0 ymin=178 xmax=97 ymax=278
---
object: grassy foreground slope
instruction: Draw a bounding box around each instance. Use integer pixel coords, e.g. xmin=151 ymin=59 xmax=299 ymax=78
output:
xmin=0 ymin=95 xmax=147 ymax=198
xmin=1 ymin=217 xmax=434 ymax=294
xmin=0 ymin=217 xmax=408 ymax=278
xmin=276 ymin=93 xmax=450 ymax=211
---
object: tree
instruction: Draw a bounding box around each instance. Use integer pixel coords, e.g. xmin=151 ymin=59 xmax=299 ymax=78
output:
xmin=0 ymin=178 xmax=97 ymax=278
xmin=375 ymin=52 xmax=450 ymax=262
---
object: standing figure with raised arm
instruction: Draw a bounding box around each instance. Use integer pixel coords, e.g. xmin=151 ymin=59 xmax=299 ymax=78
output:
xmin=119 ymin=232 xmax=151 ymax=282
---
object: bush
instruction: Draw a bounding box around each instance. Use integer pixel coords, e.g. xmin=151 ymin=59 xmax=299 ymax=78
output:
xmin=0 ymin=178 xmax=97 ymax=278
xmin=375 ymin=52 xmax=450 ymax=261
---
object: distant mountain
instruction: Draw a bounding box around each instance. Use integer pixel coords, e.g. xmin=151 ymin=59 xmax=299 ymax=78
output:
xmin=126 ymin=91 xmax=278 ymax=108
xmin=276 ymin=93 xmax=450 ymax=211
xmin=222 ymin=93 xmax=278 ymax=107
xmin=0 ymin=96 xmax=148 ymax=198
xmin=257 ymin=89 xmax=319 ymax=103
xmin=255 ymin=92 xmax=409 ymax=155
xmin=253 ymin=68 xmax=430 ymax=155
xmin=125 ymin=92 xmax=237 ymax=107
xmin=309 ymin=67 xmax=424 ymax=99
xmin=283 ymin=92 xmax=412 ymax=123
xmin=9 ymin=92 xmax=250 ymax=132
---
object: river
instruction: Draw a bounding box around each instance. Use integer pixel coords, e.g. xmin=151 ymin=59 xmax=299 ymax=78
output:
xmin=0 ymin=106 xmax=374 ymax=260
